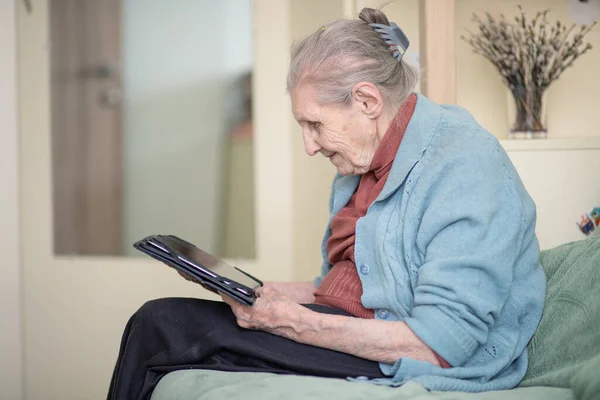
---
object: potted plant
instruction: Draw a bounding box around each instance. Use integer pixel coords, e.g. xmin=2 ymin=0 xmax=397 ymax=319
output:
xmin=462 ymin=6 xmax=596 ymax=139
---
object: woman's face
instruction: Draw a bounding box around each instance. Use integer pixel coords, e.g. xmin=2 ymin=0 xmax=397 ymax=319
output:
xmin=290 ymin=83 xmax=381 ymax=176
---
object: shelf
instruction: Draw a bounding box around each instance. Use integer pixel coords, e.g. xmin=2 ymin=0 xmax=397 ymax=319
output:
xmin=499 ymin=138 xmax=600 ymax=152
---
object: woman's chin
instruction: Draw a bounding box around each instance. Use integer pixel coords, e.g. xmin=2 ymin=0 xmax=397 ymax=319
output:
xmin=330 ymin=157 xmax=359 ymax=176
xmin=334 ymin=164 xmax=356 ymax=176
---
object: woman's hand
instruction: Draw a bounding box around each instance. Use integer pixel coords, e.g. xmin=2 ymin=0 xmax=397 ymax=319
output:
xmin=220 ymin=286 xmax=306 ymax=338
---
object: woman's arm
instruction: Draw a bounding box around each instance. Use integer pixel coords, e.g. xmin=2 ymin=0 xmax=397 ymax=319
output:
xmin=220 ymin=286 xmax=441 ymax=366
xmin=293 ymin=305 xmax=440 ymax=365
xmin=263 ymin=281 xmax=315 ymax=304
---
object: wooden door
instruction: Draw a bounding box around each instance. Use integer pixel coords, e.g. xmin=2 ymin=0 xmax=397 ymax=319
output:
xmin=49 ymin=0 xmax=123 ymax=255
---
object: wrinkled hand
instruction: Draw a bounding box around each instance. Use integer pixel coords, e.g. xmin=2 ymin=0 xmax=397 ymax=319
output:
xmin=220 ymin=286 xmax=304 ymax=336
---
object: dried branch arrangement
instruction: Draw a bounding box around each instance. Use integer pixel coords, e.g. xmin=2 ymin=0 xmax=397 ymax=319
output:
xmin=462 ymin=6 xmax=596 ymax=133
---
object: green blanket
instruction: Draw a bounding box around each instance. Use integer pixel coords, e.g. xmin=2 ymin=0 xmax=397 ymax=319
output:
xmin=571 ymin=352 xmax=600 ymax=400
xmin=520 ymin=235 xmax=600 ymax=389
xmin=152 ymin=235 xmax=600 ymax=400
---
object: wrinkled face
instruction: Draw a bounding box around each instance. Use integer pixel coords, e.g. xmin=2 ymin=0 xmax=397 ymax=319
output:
xmin=290 ymin=83 xmax=380 ymax=176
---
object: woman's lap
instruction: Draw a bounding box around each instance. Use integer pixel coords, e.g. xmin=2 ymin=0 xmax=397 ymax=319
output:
xmin=107 ymin=297 xmax=384 ymax=400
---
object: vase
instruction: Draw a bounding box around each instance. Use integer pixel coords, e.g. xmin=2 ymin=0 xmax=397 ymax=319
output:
xmin=507 ymin=85 xmax=548 ymax=140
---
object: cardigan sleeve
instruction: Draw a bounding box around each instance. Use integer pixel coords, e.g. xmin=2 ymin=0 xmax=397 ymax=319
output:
xmin=403 ymin=150 xmax=529 ymax=367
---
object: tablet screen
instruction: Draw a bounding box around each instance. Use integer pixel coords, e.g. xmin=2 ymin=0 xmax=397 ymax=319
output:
xmin=157 ymin=236 xmax=261 ymax=291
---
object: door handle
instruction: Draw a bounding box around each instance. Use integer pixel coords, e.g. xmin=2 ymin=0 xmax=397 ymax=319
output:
xmin=81 ymin=62 xmax=121 ymax=80
xmin=98 ymin=88 xmax=122 ymax=107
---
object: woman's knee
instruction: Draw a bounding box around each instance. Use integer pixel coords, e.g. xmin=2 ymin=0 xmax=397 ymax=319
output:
xmin=131 ymin=297 xmax=224 ymax=326
xmin=131 ymin=298 xmax=189 ymax=326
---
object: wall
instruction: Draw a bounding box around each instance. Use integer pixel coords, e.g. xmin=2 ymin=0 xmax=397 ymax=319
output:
xmin=508 ymin=146 xmax=600 ymax=249
xmin=289 ymin=0 xmax=343 ymax=282
xmin=122 ymin=0 xmax=253 ymax=256
xmin=0 ymin=2 xmax=24 ymax=399
xmin=221 ymin=136 xmax=256 ymax=258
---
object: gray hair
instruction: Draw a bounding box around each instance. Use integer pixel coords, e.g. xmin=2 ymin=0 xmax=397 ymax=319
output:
xmin=286 ymin=8 xmax=419 ymax=112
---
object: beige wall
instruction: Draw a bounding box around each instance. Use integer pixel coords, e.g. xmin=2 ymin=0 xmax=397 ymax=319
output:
xmin=0 ymin=1 xmax=24 ymax=399
xmin=508 ymin=146 xmax=600 ymax=249
xmin=222 ymin=137 xmax=256 ymax=259
xmin=289 ymin=0 xmax=343 ymax=282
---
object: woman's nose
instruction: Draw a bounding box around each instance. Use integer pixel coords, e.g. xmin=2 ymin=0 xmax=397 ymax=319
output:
xmin=302 ymin=133 xmax=321 ymax=156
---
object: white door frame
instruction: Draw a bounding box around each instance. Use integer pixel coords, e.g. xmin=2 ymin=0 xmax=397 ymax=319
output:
xmin=0 ymin=1 xmax=23 ymax=399
xmin=17 ymin=0 xmax=294 ymax=398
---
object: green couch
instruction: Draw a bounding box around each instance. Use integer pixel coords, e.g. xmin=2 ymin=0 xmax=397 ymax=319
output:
xmin=151 ymin=235 xmax=600 ymax=400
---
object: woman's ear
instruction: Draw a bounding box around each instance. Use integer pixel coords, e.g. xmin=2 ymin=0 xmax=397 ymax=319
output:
xmin=351 ymin=82 xmax=384 ymax=119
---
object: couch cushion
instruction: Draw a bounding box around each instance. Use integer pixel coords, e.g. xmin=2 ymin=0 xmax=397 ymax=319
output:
xmin=519 ymin=235 xmax=600 ymax=388
xmin=151 ymin=369 xmax=573 ymax=400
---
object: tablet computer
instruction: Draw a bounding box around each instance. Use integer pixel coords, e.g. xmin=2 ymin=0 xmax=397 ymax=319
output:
xmin=134 ymin=234 xmax=262 ymax=306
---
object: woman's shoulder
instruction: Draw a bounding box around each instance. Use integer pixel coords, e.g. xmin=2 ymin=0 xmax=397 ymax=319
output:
xmin=411 ymin=101 xmax=531 ymax=204
xmin=439 ymin=106 xmax=499 ymax=151
xmin=410 ymin=94 xmax=502 ymax=160
xmin=425 ymin=114 xmax=505 ymax=173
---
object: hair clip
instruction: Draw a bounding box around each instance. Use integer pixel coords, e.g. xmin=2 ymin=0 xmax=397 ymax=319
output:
xmin=369 ymin=22 xmax=410 ymax=62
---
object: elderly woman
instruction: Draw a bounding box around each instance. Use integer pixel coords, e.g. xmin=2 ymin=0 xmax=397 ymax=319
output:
xmin=107 ymin=8 xmax=546 ymax=400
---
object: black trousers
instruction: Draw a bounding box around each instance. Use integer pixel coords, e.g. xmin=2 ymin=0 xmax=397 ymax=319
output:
xmin=106 ymin=298 xmax=385 ymax=400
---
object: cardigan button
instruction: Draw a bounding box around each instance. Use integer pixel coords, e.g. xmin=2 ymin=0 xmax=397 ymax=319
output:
xmin=377 ymin=309 xmax=389 ymax=319
xmin=359 ymin=264 xmax=370 ymax=275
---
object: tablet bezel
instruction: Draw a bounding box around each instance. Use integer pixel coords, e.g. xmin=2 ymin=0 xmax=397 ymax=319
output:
xmin=134 ymin=235 xmax=262 ymax=306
